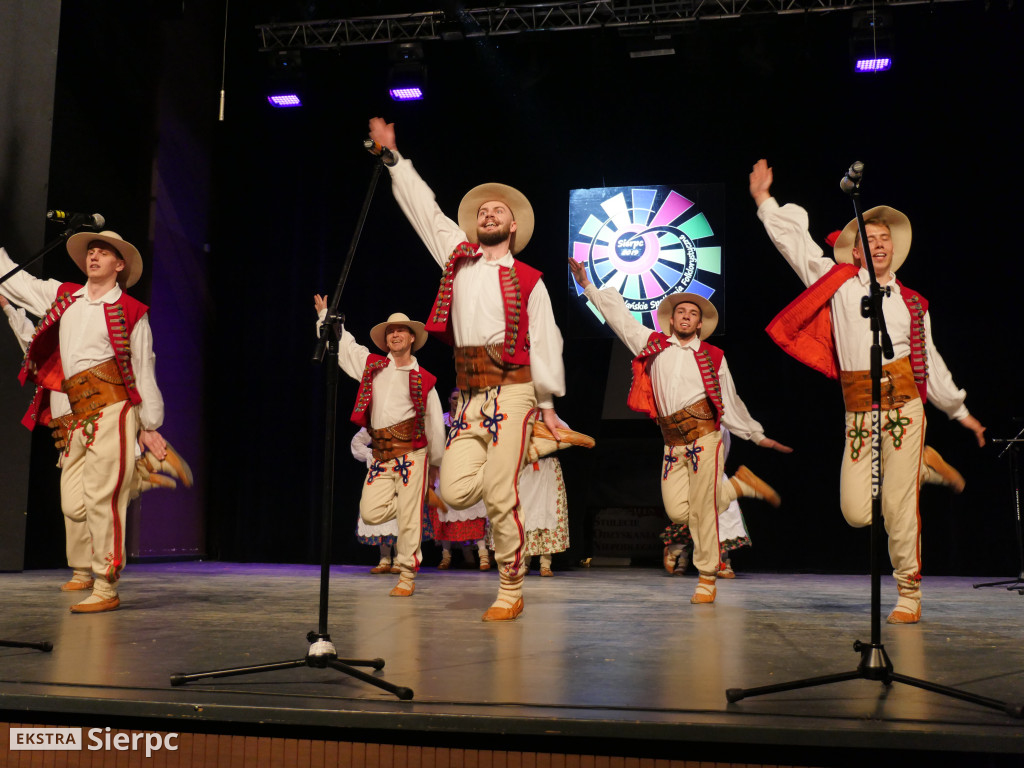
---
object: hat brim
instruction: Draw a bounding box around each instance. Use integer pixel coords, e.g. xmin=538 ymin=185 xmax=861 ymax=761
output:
xmin=369 ymin=318 xmax=429 ymax=352
xmin=656 ymin=292 xmax=719 ymax=340
xmin=833 ymin=205 xmax=912 ymax=273
xmin=457 ymin=182 xmax=534 ymax=255
xmin=66 ymin=231 xmax=143 ymax=289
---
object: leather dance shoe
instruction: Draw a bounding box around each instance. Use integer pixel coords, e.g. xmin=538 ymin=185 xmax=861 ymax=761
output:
xmin=70 ymin=596 xmax=120 ymax=613
xmin=887 ymin=597 xmax=922 ymax=624
xmin=923 ymin=446 xmax=966 ymax=493
xmin=539 ymin=567 xmax=554 ymax=577
xmin=369 ymin=562 xmax=392 ymax=574
xmin=61 ymin=579 xmax=94 ymax=592
xmin=690 ymin=576 xmax=717 ymax=604
xmin=389 ymin=581 xmax=415 ymax=597
xmin=733 ymin=465 xmax=782 ymax=508
xmin=142 ymin=441 xmax=194 ymax=488
xmin=662 ymin=545 xmax=679 ymax=575
xmin=482 ymin=597 xmax=523 ymax=621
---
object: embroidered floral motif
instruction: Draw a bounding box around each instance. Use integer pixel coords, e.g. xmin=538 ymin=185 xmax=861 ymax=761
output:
xmin=848 ymin=412 xmax=870 ymax=461
xmin=883 ymin=408 xmax=912 ymax=449
xmin=367 ymin=458 xmax=386 ymax=484
xmin=392 ymin=455 xmax=414 ymax=486
xmin=684 ymin=440 xmax=703 ymax=473
xmin=480 ymin=391 xmax=505 ymax=445
xmin=446 ymin=400 xmax=469 ymax=449
xmin=663 ymin=447 xmax=679 ymax=480
xmin=79 ymin=412 xmax=102 ymax=449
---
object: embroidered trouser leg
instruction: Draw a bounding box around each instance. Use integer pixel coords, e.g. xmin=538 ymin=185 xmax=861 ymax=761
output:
xmin=360 ymin=447 xmax=427 ymax=578
xmin=839 ymin=399 xmax=925 ymax=591
xmin=60 ymin=401 xmax=137 ymax=584
xmin=440 ymin=382 xmax=536 ymax=570
xmin=661 ymin=431 xmax=723 ymax=577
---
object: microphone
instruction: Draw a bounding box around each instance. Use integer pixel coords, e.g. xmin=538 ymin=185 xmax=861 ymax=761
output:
xmin=47 ymin=210 xmax=106 ymax=229
xmin=839 ymin=161 xmax=864 ymax=194
xmin=363 ymin=139 xmax=397 ymax=167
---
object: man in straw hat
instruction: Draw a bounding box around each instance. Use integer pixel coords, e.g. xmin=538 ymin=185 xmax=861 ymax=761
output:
xmin=315 ymin=297 xmax=445 ymax=597
xmin=0 ymin=232 xmax=189 ymax=613
xmin=749 ymin=159 xmax=985 ymax=624
xmin=367 ymin=116 xmax=567 ymax=621
xmin=569 ymin=260 xmax=791 ymax=605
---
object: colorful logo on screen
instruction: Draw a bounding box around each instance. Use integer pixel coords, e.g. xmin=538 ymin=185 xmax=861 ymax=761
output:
xmin=568 ymin=186 xmax=722 ymax=332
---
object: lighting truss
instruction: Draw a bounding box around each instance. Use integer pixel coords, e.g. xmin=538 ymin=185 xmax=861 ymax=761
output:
xmin=256 ymin=0 xmax=970 ymax=51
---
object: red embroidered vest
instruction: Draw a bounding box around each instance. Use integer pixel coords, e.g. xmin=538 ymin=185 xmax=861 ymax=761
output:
xmin=18 ymin=283 xmax=149 ymax=429
xmin=765 ymin=263 xmax=930 ymax=402
xmin=350 ymin=354 xmax=438 ymax=448
xmin=425 ymin=242 xmax=542 ymax=365
xmin=627 ymin=332 xmax=726 ymax=427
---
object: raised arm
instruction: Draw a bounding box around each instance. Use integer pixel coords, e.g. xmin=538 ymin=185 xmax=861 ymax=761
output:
xmin=749 ymin=159 xmax=833 ymax=288
xmin=369 ymin=117 xmax=466 ymax=268
xmin=314 ymin=294 xmax=369 ymax=380
xmin=569 ymin=257 xmax=655 ymax=355
xmin=0 ymin=246 xmax=61 ymax=317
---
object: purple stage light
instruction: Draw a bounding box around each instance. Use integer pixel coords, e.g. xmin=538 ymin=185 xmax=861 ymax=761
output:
xmin=267 ymin=93 xmax=302 ymax=108
xmin=389 ymin=86 xmax=424 ymax=102
xmin=854 ymin=57 xmax=892 ymax=73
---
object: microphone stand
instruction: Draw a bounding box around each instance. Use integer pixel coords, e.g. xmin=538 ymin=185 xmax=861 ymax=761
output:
xmin=170 ymin=151 xmax=413 ymax=699
xmin=973 ymin=430 xmax=1024 ymax=593
xmin=725 ymin=167 xmax=1023 ymax=718
xmin=0 ymin=223 xmax=93 ymax=656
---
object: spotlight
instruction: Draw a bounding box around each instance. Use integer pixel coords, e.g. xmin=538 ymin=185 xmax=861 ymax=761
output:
xmin=266 ymin=49 xmax=305 ymax=107
xmin=388 ymin=42 xmax=426 ymax=102
xmin=267 ymin=93 xmax=303 ymax=108
xmin=850 ymin=10 xmax=894 ymax=73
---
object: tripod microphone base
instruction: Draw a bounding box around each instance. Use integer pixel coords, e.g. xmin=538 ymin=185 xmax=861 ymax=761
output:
xmin=170 ymin=633 xmax=412 ymax=700
xmin=726 ymin=637 xmax=1023 ymax=717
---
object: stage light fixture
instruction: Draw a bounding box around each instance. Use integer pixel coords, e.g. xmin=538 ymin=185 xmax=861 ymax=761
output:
xmin=267 ymin=93 xmax=303 ymax=108
xmin=266 ymin=49 xmax=305 ymax=108
xmin=850 ymin=10 xmax=894 ymax=73
xmin=388 ymin=42 xmax=426 ymax=102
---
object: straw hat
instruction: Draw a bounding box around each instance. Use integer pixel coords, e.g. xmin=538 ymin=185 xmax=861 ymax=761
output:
xmin=457 ymin=182 xmax=534 ymax=254
xmin=832 ymin=205 xmax=912 ymax=272
xmin=369 ymin=312 xmax=428 ymax=352
xmin=66 ymin=231 xmax=143 ymax=288
xmin=656 ymin=292 xmax=718 ymax=340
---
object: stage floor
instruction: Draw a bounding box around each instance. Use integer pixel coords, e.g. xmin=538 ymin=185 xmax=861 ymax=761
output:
xmin=2 ymin=562 xmax=1023 ymax=760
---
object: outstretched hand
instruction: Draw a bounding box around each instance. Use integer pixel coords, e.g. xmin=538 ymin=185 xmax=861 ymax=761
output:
xmin=314 ymin=294 xmax=328 ymax=313
xmin=959 ymin=414 xmax=986 ymax=447
xmin=368 ymin=117 xmax=397 ymax=152
xmin=567 ymin=258 xmax=590 ymax=289
xmin=758 ymin=436 xmax=794 ymax=454
xmin=749 ymin=159 xmax=773 ymax=206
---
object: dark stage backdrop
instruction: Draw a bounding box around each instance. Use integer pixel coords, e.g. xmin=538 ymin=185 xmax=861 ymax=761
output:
xmin=3 ymin=0 xmax=215 ymax=568
xmin=203 ymin=3 xmax=1024 ymax=578
xmin=0 ymin=0 xmax=61 ymax=571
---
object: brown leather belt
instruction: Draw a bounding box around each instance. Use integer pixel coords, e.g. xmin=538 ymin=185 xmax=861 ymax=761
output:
xmin=840 ymin=356 xmax=920 ymax=412
xmin=61 ymin=359 xmax=129 ymax=418
xmin=656 ymin=398 xmax=717 ymax=446
xmin=369 ymin=417 xmax=418 ymax=462
xmin=454 ymin=344 xmax=532 ymax=390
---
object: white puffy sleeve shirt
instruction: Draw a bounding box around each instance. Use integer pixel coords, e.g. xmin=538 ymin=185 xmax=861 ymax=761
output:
xmin=322 ymin=312 xmax=444 ymax=467
xmin=386 ymin=152 xmax=566 ymax=410
xmin=0 ymin=247 xmax=164 ymax=429
xmin=756 ymin=198 xmax=968 ymax=420
xmin=582 ymin=284 xmax=766 ymax=443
